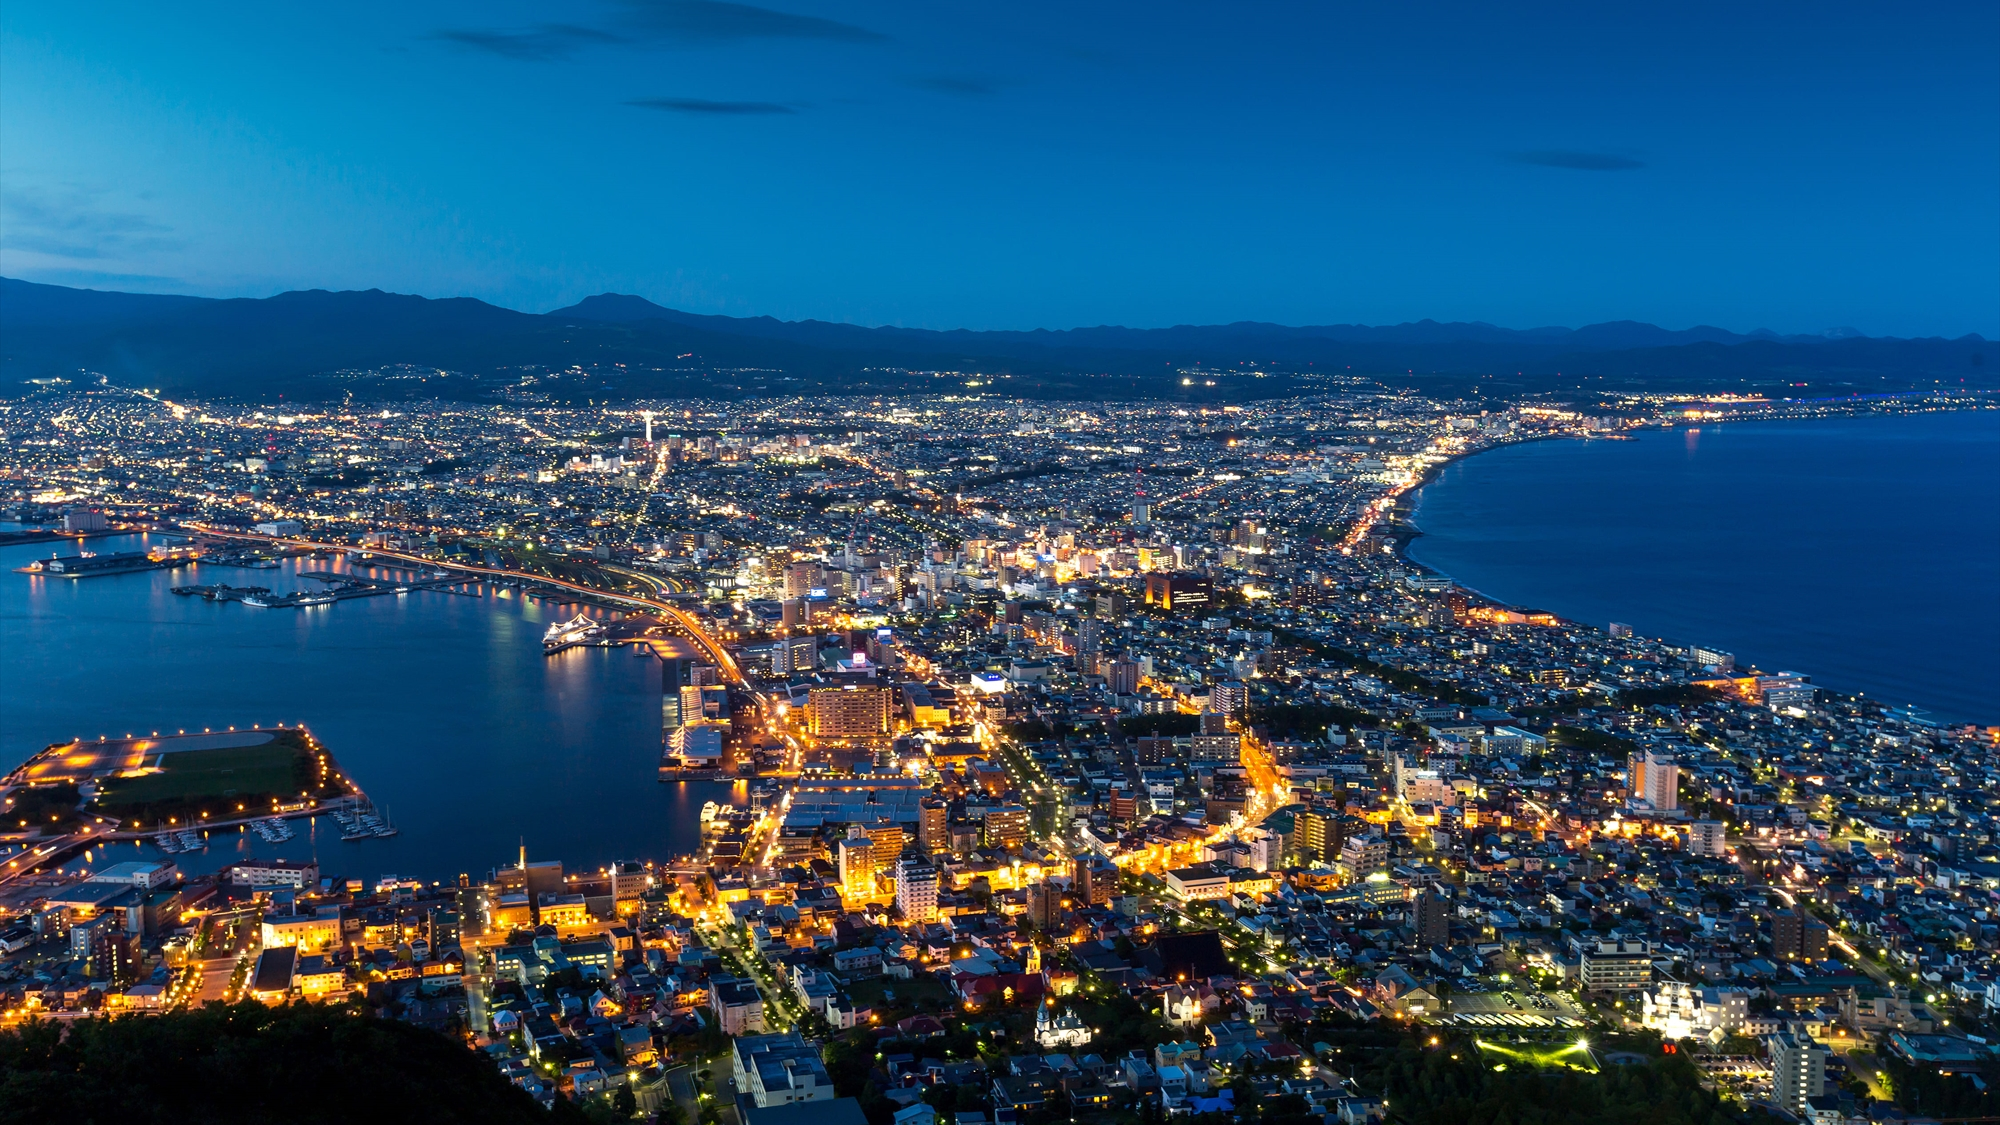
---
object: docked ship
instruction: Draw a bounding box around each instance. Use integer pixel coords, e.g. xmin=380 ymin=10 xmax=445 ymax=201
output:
xmin=543 ymin=613 xmax=607 ymax=654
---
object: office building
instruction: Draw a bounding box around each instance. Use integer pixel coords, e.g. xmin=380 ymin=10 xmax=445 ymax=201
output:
xmin=809 ymin=685 xmax=892 ymax=738
xmin=1143 ymin=572 xmax=1212 ymax=612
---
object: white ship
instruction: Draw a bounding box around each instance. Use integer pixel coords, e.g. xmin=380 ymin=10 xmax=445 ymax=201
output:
xmin=542 ymin=613 xmax=606 ymax=653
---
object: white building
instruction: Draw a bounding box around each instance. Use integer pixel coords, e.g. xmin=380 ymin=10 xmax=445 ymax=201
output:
xmin=731 ymin=1031 xmax=835 ymax=1108
xmin=1687 ymin=820 xmax=1727 ymax=858
xmin=1034 ymin=1002 xmax=1094 ymax=1049
xmin=1768 ymin=1029 xmax=1828 ymax=1114
xmin=895 ymin=858 xmax=938 ymax=924
xmin=1627 ymin=749 xmax=1680 ymax=811
xmin=1641 ymin=980 xmax=1750 ymax=1041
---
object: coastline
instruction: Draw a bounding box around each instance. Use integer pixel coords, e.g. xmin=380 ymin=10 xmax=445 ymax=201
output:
xmin=1389 ymin=408 xmax=2000 ymax=722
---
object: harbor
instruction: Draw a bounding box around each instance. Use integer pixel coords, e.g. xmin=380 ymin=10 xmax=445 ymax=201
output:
xmin=2 ymin=530 xmax=731 ymax=881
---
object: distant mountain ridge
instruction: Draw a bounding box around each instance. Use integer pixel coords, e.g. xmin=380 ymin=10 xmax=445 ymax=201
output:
xmin=544 ymin=291 xmax=1865 ymax=353
xmin=1 ymin=277 xmax=1989 ymax=401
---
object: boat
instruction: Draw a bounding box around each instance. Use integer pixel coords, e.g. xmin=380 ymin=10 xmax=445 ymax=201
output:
xmin=542 ymin=613 xmax=607 ymax=653
xmin=177 ymin=830 xmax=204 ymax=850
xmin=340 ymin=827 xmax=375 ymax=842
xmin=153 ymin=832 xmax=180 ymax=854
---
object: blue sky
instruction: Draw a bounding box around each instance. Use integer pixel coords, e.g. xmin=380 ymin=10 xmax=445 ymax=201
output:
xmin=3 ymin=1 xmax=1995 ymax=336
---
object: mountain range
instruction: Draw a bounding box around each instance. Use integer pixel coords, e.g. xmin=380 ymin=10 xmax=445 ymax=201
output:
xmin=2 ymin=278 xmax=1990 ymax=402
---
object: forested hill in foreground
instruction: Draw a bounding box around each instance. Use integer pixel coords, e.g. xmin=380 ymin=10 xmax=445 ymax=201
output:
xmin=3 ymin=278 xmax=1991 ymax=403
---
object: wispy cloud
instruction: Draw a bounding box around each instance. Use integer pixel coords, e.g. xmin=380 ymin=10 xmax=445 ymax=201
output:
xmin=0 ymin=189 xmax=179 ymax=260
xmin=1507 ymin=150 xmax=1645 ymax=171
xmin=437 ymin=0 xmax=886 ymax=61
xmin=434 ymin=24 xmax=622 ymax=61
xmin=5 ymin=267 xmax=188 ymax=290
xmin=910 ymin=75 xmax=997 ymax=97
xmin=617 ymin=0 xmax=887 ymax=42
xmin=627 ymin=96 xmax=797 ymax=114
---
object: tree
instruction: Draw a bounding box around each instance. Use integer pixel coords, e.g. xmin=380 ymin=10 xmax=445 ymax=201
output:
xmin=0 ymin=1000 xmax=546 ymax=1124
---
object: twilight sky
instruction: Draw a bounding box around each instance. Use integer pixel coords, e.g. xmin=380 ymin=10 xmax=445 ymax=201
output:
xmin=2 ymin=2 xmax=1995 ymax=336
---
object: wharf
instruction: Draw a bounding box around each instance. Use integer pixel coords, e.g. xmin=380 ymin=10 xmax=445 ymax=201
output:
xmin=168 ymin=570 xmax=473 ymax=609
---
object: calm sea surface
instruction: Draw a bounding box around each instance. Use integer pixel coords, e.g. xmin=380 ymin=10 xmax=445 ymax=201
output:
xmin=1408 ymin=409 xmax=2000 ymax=723
xmin=0 ymin=539 xmax=733 ymax=883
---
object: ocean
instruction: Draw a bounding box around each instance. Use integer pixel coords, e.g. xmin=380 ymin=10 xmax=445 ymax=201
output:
xmin=1407 ymin=409 xmax=2000 ymax=723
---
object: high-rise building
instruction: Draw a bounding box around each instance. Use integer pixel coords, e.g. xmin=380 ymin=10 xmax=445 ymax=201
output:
xmin=1076 ymin=617 xmax=1103 ymax=663
xmin=1210 ymin=681 xmax=1249 ymax=716
xmin=1767 ymin=1030 xmax=1827 ymax=1114
xmin=917 ymin=798 xmax=947 ymax=856
xmin=837 ymin=831 xmax=875 ymax=900
xmin=784 ymin=563 xmax=819 ymax=599
xmin=894 ymin=858 xmax=938 ymax=923
xmin=1025 ymin=881 xmax=1063 ymax=928
xmin=1293 ymin=810 xmax=1335 ymax=864
xmin=1072 ymin=854 xmax=1117 ymax=906
xmin=1105 ymin=658 xmax=1141 ymax=695
xmin=1627 ymin=749 xmax=1680 ymax=811
xmin=862 ymin=821 xmax=905 ymax=864
xmin=1772 ymin=909 xmax=1830 ymax=961
xmin=1687 ymin=820 xmax=1727 ymax=858
xmin=1414 ymin=888 xmax=1450 ymax=950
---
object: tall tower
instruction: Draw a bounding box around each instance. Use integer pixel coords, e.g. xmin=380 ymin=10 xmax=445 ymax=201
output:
xmin=642 ymin=411 xmax=655 ymax=445
xmin=1132 ymin=467 xmax=1150 ymax=526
